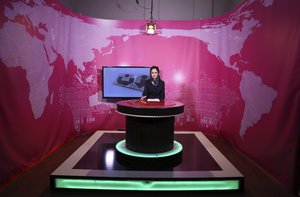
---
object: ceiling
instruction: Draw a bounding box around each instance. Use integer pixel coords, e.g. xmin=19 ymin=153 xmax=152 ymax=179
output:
xmin=60 ymin=0 xmax=244 ymax=20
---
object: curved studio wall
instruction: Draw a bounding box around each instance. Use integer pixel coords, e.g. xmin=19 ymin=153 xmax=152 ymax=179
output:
xmin=0 ymin=0 xmax=299 ymax=191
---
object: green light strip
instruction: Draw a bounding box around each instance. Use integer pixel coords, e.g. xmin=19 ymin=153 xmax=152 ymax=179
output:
xmin=55 ymin=178 xmax=240 ymax=191
xmin=115 ymin=140 xmax=183 ymax=158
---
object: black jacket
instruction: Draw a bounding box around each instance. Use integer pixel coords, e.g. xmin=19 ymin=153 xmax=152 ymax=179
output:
xmin=142 ymin=79 xmax=165 ymax=100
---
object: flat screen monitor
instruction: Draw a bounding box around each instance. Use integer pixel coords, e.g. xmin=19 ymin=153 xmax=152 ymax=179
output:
xmin=102 ymin=66 xmax=150 ymax=99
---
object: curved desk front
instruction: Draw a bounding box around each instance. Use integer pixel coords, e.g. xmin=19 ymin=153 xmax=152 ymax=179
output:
xmin=117 ymin=99 xmax=184 ymax=154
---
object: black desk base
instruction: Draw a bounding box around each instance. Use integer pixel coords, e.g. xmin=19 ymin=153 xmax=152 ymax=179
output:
xmin=116 ymin=140 xmax=182 ymax=169
xmin=126 ymin=116 xmax=174 ymax=153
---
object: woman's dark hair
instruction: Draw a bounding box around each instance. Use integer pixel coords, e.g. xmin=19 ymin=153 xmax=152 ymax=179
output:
xmin=150 ymin=65 xmax=159 ymax=73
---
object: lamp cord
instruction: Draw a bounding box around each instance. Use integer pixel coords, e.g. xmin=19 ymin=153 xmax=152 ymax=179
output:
xmin=136 ymin=0 xmax=151 ymax=9
xmin=150 ymin=0 xmax=153 ymax=20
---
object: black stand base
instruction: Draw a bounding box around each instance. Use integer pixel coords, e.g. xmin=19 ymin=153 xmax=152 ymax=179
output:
xmin=126 ymin=116 xmax=174 ymax=153
xmin=116 ymin=140 xmax=182 ymax=169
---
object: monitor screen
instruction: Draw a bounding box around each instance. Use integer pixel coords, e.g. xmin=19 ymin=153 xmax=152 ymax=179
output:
xmin=102 ymin=66 xmax=150 ymax=99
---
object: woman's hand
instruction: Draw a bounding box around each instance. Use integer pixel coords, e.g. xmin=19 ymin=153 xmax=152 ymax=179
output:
xmin=140 ymin=96 xmax=147 ymax=103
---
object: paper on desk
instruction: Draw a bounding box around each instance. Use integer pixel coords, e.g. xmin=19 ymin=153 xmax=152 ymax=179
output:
xmin=147 ymin=98 xmax=160 ymax=102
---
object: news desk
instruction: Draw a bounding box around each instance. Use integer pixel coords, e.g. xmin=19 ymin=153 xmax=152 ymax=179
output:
xmin=116 ymin=99 xmax=184 ymax=154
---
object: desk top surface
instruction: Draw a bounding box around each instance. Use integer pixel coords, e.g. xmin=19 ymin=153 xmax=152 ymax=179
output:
xmin=117 ymin=99 xmax=184 ymax=109
xmin=116 ymin=99 xmax=184 ymax=117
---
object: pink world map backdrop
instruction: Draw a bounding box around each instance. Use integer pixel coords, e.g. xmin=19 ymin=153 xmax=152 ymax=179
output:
xmin=0 ymin=0 xmax=299 ymax=190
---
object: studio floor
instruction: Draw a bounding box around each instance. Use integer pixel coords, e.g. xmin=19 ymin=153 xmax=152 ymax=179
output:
xmin=0 ymin=130 xmax=295 ymax=197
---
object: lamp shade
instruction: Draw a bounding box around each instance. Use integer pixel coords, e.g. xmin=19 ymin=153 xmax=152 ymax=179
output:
xmin=146 ymin=21 xmax=156 ymax=35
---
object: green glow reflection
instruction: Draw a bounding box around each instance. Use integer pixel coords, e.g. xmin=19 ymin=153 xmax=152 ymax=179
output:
xmin=115 ymin=140 xmax=182 ymax=158
xmin=55 ymin=178 xmax=240 ymax=191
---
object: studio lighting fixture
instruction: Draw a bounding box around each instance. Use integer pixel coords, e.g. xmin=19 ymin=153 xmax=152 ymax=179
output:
xmin=146 ymin=0 xmax=158 ymax=35
xmin=146 ymin=20 xmax=156 ymax=35
xmin=137 ymin=0 xmax=160 ymax=35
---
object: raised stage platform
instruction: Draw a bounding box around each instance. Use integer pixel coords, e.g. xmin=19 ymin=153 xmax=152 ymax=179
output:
xmin=50 ymin=131 xmax=244 ymax=192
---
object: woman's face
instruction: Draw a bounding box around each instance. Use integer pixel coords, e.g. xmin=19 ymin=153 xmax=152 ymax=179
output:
xmin=151 ymin=68 xmax=159 ymax=80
